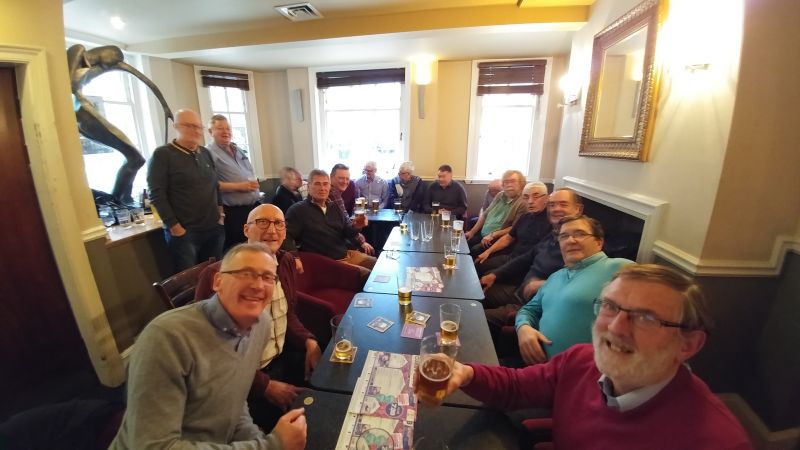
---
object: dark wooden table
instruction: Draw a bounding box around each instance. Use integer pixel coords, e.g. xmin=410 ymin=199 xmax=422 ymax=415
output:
xmin=363 ymin=251 xmax=484 ymax=301
xmin=358 ymin=208 xmax=402 ymax=254
xmin=293 ymin=390 xmax=518 ymax=449
xmin=382 ymin=225 xmax=470 ymax=254
xmin=310 ymin=293 xmax=497 ymax=408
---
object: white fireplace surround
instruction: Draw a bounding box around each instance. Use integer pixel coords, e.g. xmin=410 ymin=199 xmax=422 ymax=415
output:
xmin=562 ymin=176 xmax=668 ymax=263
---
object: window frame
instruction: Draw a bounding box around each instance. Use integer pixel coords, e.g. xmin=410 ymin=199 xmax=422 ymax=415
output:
xmin=308 ymin=63 xmax=411 ymax=177
xmin=194 ymin=65 xmax=264 ymax=177
xmin=465 ymin=57 xmax=554 ymax=183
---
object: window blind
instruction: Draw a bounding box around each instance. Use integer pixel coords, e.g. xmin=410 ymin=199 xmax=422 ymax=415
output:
xmin=200 ymin=70 xmax=250 ymax=91
xmin=476 ymin=59 xmax=547 ymax=95
xmin=316 ymin=68 xmax=405 ymax=88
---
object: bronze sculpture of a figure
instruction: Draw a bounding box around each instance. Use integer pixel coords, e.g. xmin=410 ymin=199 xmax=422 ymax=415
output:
xmin=68 ymin=44 xmax=173 ymax=204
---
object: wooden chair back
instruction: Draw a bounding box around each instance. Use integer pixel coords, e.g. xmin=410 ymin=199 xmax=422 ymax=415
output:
xmin=153 ymin=258 xmax=216 ymax=309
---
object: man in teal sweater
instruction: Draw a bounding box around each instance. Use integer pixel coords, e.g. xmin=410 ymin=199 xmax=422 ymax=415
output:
xmin=515 ymin=215 xmax=632 ymax=365
xmin=110 ymin=243 xmax=307 ymax=449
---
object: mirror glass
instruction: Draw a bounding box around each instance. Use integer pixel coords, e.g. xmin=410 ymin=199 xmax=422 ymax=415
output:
xmin=593 ymin=26 xmax=647 ymax=139
xmin=580 ymin=0 xmax=662 ymax=161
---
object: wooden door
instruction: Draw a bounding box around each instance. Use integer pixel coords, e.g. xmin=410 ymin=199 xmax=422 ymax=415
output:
xmin=0 ymin=67 xmax=93 ymax=417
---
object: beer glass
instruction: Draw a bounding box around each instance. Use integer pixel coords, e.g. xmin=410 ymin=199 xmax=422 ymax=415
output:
xmin=452 ymin=220 xmax=464 ymax=238
xmin=131 ymin=207 xmax=145 ymax=225
xmin=443 ymin=243 xmax=456 ymax=270
xmin=431 ymin=201 xmax=440 ymax=218
xmin=417 ymin=335 xmax=457 ymax=406
xmin=439 ymin=303 xmax=461 ymax=345
xmin=422 ymin=218 xmax=433 ymax=242
xmin=355 ymin=197 xmax=366 ymax=209
xmin=98 ymin=206 xmax=115 ymax=228
xmin=399 ymin=220 xmax=409 ymax=233
xmin=440 ymin=210 xmax=451 ymax=228
xmin=397 ymin=270 xmax=413 ymax=306
xmin=394 ymin=199 xmax=403 ymax=215
xmin=371 ymin=198 xmax=380 ymax=213
xmin=354 ymin=206 xmax=367 ymax=227
xmin=330 ymin=314 xmax=354 ymax=361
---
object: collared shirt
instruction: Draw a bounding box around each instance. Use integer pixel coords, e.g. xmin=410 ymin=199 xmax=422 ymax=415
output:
xmin=206 ymin=141 xmax=260 ymax=207
xmin=355 ymin=175 xmax=389 ymax=208
xmin=598 ymin=373 xmax=675 ymax=412
xmin=481 ymin=192 xmax=517 ymax=237
xmin=260 ymin=282 xmax=288 ymax=368
xmin=199 ymin=294 xmax=257 ymax=354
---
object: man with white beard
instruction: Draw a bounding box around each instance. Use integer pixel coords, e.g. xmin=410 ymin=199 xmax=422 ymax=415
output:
xmin=416 ymin=264 xmax=752 ymax=450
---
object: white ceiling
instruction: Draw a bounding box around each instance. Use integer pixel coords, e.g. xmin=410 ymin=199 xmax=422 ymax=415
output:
xmin=63 ymin=0 xmax=587 ymax=71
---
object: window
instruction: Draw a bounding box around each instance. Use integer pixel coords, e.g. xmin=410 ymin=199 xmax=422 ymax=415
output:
xmin=467 ymin=59 xmax=551 ymax=181
xmin=208 ymin=86 xmax=250 ymax=153
xmin=196 ymin=67 xmax=262 ymax=175
xmin=77 ymin=57 xmax=152 ymax=196
xmin=313 ymin=67 xmax=408 ymax=179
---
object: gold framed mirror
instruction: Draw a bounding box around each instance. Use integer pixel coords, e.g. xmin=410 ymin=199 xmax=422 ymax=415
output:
xmin=579 ymin=0 xmax=666 ymax=161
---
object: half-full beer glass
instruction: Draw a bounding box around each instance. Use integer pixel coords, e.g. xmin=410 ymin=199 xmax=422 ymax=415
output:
xmin=439 ymin=303 xmax=461 ymax=345
xmin=441 ymin=210 xmax=451 ymax=228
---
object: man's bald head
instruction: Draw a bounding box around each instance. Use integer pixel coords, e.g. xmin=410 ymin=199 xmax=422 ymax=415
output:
xmin=243 ymin=204 xmax=286 ymax=253
xmin=173 ymin=109 xmax=203 ymax=149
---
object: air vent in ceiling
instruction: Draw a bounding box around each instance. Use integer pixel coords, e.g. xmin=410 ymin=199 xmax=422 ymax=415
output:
xmin=275 ymin=3 xmax=323 ymax=22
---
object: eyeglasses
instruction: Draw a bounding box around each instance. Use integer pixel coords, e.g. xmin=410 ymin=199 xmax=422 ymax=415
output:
xmin=220 ymin=268 xmax=277 ymax=284
xmin=524 ymin=193 xmax=547 ymax=200
xmin=247 ymin=219 xmax=286 ymax=230
xmin=176 ymin=123 xmax=203 ymax=131
xmin=557 ymin=230 xmax=596 ymax=241
xmin=594 ymin=299 xmax=687 ymax=330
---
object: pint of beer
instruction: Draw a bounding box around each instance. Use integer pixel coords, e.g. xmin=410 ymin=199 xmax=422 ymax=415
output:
xmin=354 ymin=207 xmax=367 ymax=227
xmin=397 ymin=271 xmax=414 ymax=305
xmin=355 ymin=197 xmax=366 ymax=209
xmin=441 ymin=210 xmax=451 ymax=228
xmin=439 ymin=303 xmax=461 ymax=345
xmin=452 ymin=220 xmax=463 ymax=238
xmin=431 ymin=201 xmax=440 ymax=217
xmin=394 ymin=200 xmax=403 ymax=214
xmin=371 ymin=199 xmax=380 ymax=212
xmin=330 ymin=315 xmax=354 ymax=362
xmin=417 ymin=335 xmax=457 ymax=405
xmin=443 ymin=243 xmax=456 ymax=270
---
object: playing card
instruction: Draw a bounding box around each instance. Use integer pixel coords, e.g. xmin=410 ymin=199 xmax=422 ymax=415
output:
xmin=408 ymin=311 xmax=430 ymax=325
xmin=367 ymin=316 xmax=394 ymax=332
xmin=373 ymin=274 xmax=392 ymax=283
xmin=353 ymin=297 xmax=373 ymax=308
xmin=400 ymin=323 xmax=425 ymax=339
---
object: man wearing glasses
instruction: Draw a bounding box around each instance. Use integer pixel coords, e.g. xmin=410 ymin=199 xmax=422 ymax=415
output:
xmin=148 ymin=109 xmax=225 ymax=273
xmin=515 ymin=215 xmax=632 ymax=365
xmin=417 ymin=264 xmax=752 ymax=449
xmin=195 ymin=204 xmax=321 ymax=428
xmin=111 ymin=242 xmax=307 ymax=449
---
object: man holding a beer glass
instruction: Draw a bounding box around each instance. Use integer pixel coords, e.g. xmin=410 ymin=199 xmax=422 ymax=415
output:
xmin=415 ymin=264 xmax=752 ymax=449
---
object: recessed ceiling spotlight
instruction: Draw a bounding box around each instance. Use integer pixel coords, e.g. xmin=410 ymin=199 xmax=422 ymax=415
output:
xmin=110 ymin=16 xmax=126 ymax=30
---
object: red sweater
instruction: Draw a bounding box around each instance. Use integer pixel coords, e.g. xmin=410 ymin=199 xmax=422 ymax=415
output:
xmin=195 ymin=250 xmax=315 ymax=393
xmin=463 ymin=344 xmax=752 ymax=450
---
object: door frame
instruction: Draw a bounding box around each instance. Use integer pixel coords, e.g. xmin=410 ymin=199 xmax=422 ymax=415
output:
xmin=0 ymin=44 xmax=124 ymax=386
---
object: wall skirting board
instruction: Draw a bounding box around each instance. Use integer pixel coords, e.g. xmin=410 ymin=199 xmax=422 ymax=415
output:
xmin=654 ymin=235 xmax=800 ymax=277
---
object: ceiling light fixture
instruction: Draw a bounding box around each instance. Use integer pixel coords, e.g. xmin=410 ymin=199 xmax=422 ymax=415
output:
xmin=110 ymin=16 xmax=126 ymax=30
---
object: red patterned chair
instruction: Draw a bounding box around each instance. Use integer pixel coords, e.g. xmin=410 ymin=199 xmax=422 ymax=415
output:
xmin=295 ymin=251 xmax=362 ymax=346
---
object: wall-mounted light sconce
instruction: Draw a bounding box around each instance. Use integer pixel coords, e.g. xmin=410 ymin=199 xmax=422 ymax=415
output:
xmin=559 ymin=73 xmax=581 ymax=107
xmin=413 ymin=55 xmax=435 ymax=119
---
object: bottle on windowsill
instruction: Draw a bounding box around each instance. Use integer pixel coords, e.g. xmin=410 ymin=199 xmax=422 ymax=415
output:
xmin=141 ymin=188 xmax=151 ymax=212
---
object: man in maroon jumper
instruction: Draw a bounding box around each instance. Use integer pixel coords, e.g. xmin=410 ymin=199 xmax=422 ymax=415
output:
xmin=417 ymin=264 xmax=752 ymax=449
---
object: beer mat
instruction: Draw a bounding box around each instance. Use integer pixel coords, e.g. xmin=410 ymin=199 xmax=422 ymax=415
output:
xmin=373 ymin=274 xmax=392 ymax=283
xmin=329 ymin=346 xmax=358 ymax=363
xmin=353 ymin=296 xmax=373 ymax=308
xmin=400 ymin=323 xmax=425 ymax=339
xmin=408 ymin=311 xmax=430 ymax=325
xmin=436 ymin=332 xmax=461 ymax=346
xmin=407 ymin=267 xmax=444 ymax=293
xmin=367 ymin=316 xmax=394 ymax=332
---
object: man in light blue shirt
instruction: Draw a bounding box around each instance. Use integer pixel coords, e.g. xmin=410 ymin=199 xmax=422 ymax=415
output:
xmin=207 ymin=114 xmax=262 ymax=249
xmin=355 ymin=160 xmax=389 ymax=208
xmin=515 ymin=215 xmax=633 ymax=365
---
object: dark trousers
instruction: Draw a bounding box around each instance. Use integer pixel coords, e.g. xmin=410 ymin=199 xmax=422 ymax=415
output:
xmin=247 ymin=343 xmax=308 ymax=432
xmin=223 ymin=203 xmax=261 ymax=251
xmin=475 ymin=253 xmax=511 ymax=277
xmin=164 ymin=225 xmax=225 ymax=274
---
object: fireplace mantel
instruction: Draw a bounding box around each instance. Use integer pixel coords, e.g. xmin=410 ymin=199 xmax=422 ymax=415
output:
xmin=562 ymin=176 xmax=668 ymax=263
